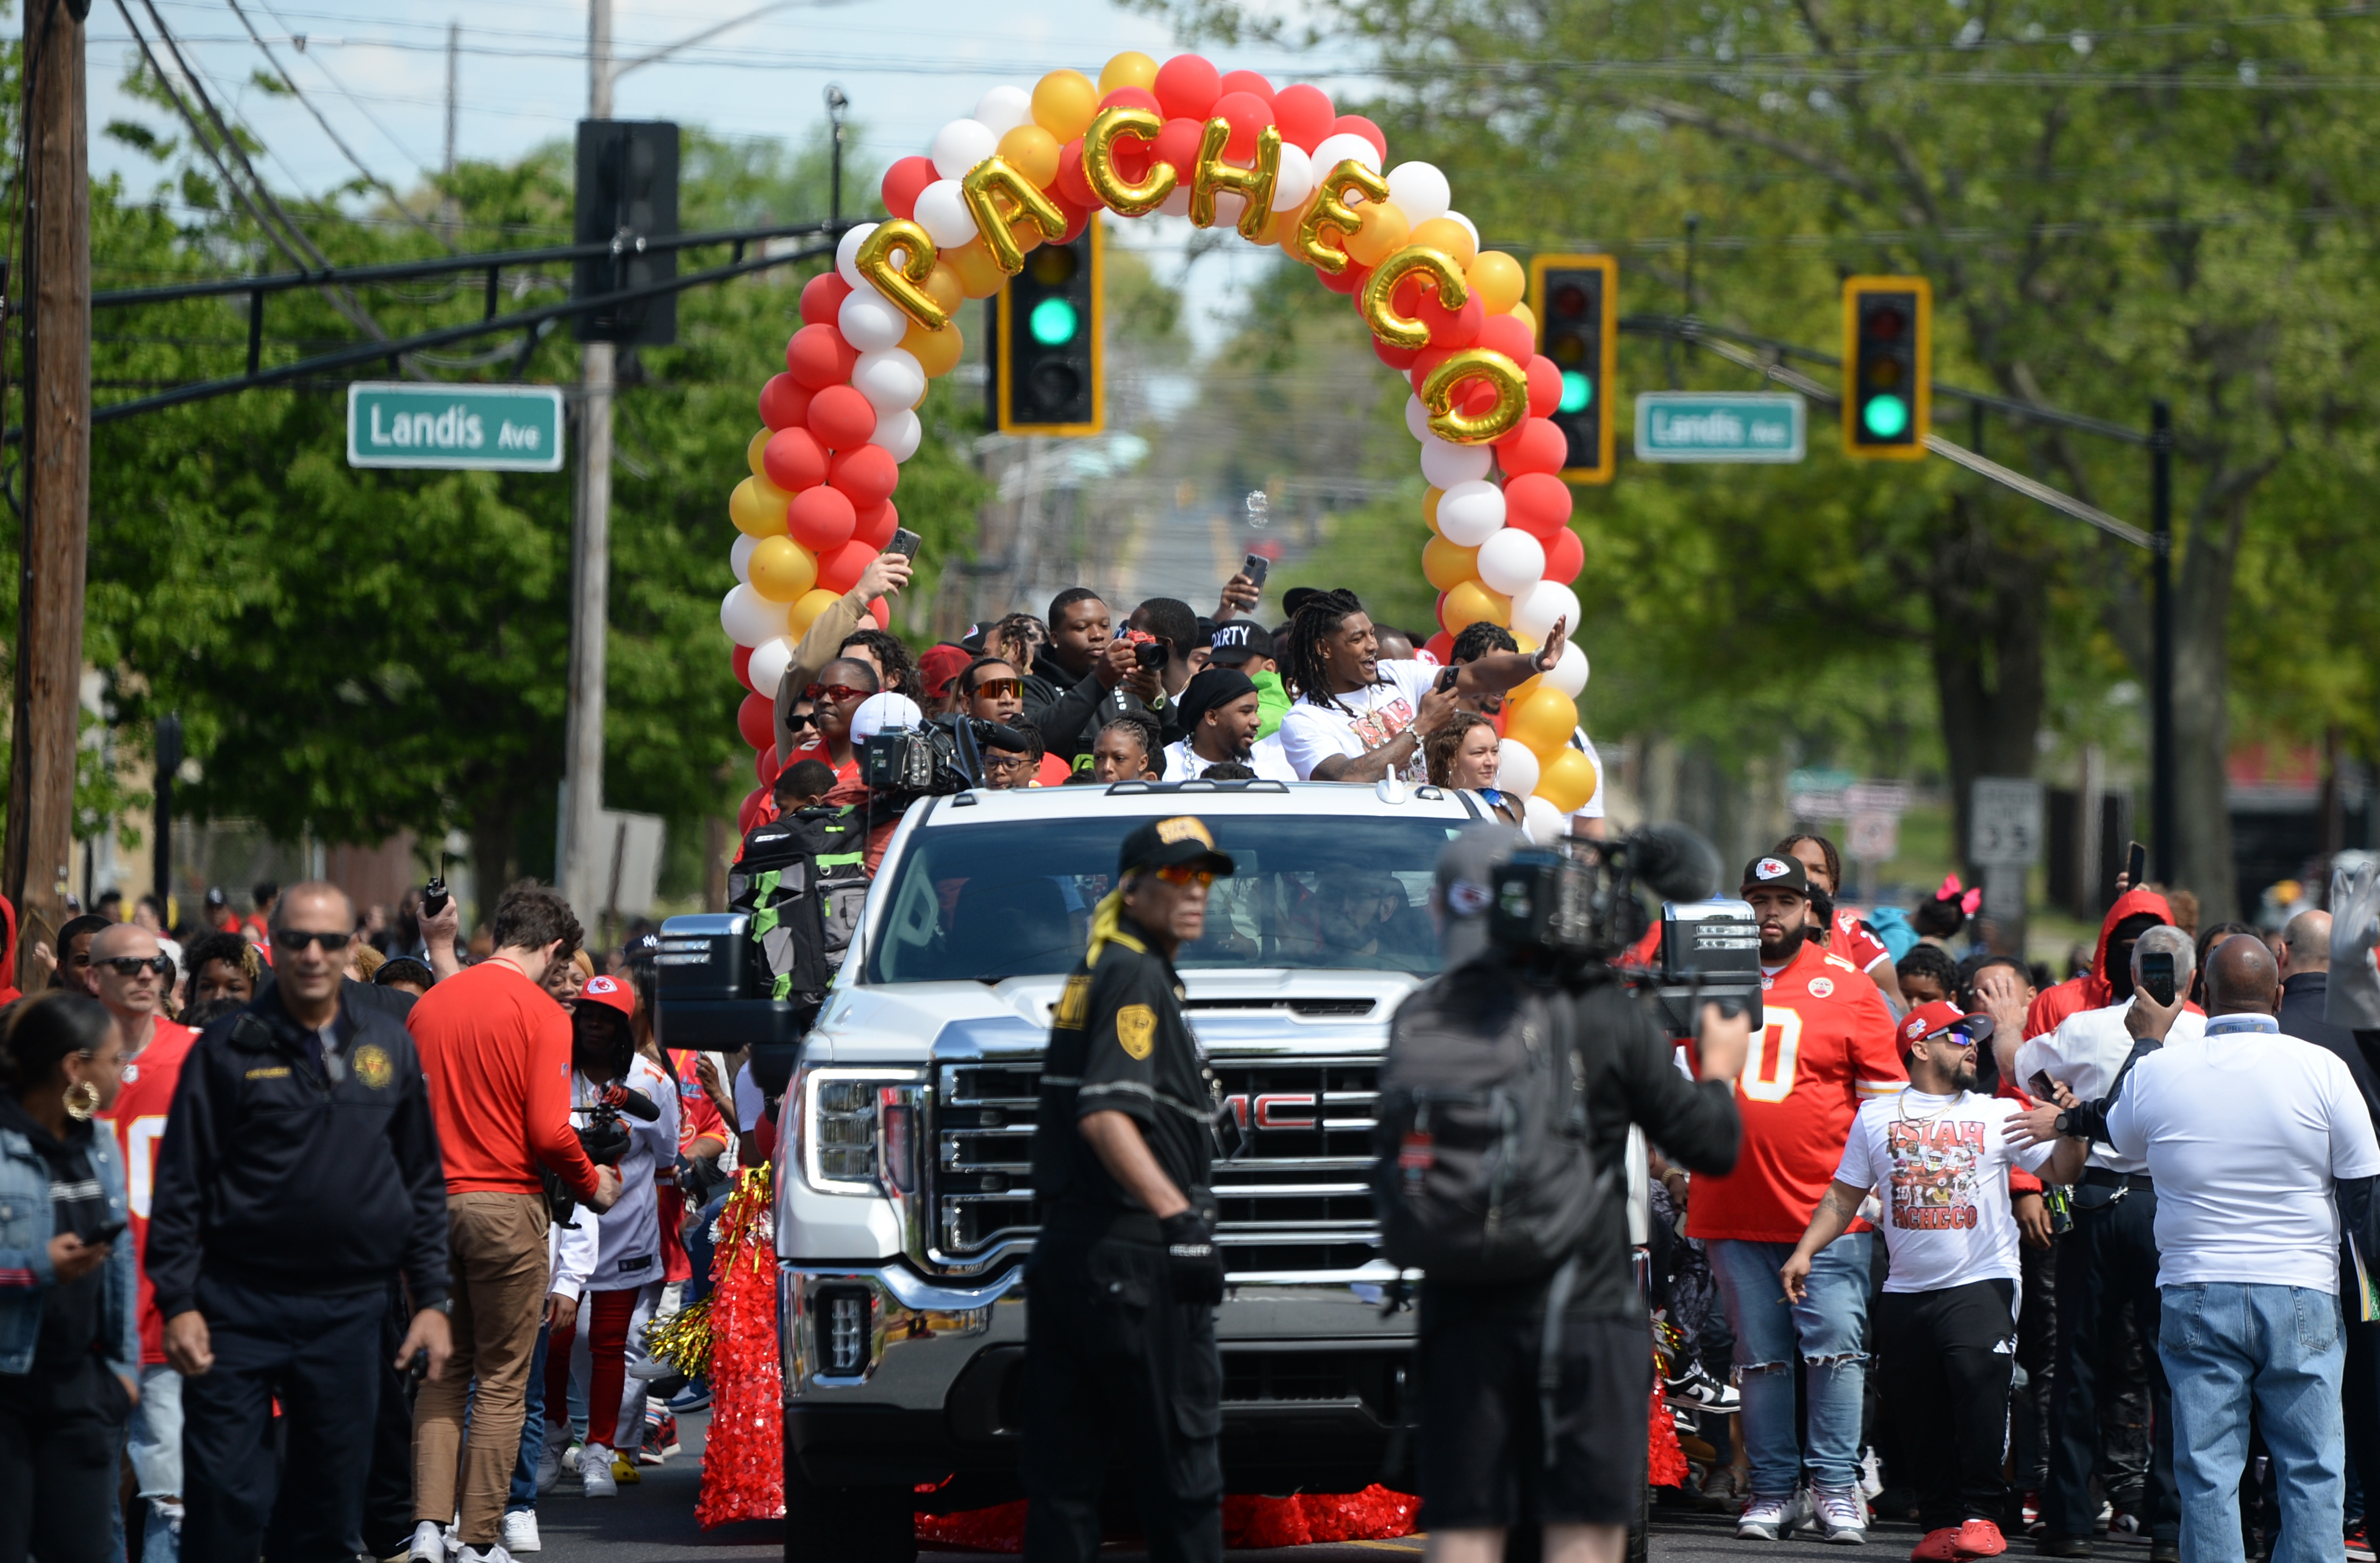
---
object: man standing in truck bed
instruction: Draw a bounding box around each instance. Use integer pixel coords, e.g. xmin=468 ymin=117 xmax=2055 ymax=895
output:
xmin=1023 ymin=816 xmax=1235 ymax=1563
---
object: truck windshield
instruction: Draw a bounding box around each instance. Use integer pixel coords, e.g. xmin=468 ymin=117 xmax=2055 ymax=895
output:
xmin=863 ymin=813 xmax=1474 ymax=983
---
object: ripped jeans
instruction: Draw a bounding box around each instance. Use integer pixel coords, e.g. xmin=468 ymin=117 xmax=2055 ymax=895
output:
xmin=1709 ymin=1233 xmax=1873 ymax=1497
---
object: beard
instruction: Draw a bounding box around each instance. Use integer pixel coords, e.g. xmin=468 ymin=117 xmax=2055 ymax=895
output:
xmin=1758 ymin=922 xmax=1809 ymax=965
xmin=1948 ymin=1056 xmax=1979 ymax=1093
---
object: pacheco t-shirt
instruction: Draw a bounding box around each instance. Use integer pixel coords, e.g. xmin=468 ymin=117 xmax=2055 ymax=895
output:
xmin=1687 ymin=939 xmax=1906 ymax=1244
xmin=102 ymin=1019 xmax=197 ymax=1364
xmin=1835 ymin=1089 xmax=2055 ymax=1292
xmin=1276 ymin=660 xmax=1440 ymax=782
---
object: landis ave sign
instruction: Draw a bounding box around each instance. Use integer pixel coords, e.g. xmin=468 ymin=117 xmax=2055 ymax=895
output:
xmin=1633 ymin=391 xmax=1806 ymax=463
xmin=346 ymin=382 xmax=565 ymax=472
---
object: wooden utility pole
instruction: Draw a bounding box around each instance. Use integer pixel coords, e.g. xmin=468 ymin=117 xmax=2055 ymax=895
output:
xmin=6 ymin=0 xmax=92 ymax=987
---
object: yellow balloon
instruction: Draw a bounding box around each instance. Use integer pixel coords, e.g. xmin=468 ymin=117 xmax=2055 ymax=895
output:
xmin=1537 ymin=745 xmax=1598 ymax=813
xmin=1099 ymin=51 xmax=1159 ymax=95
xmin=948 ymin=235 xmax=1009 ymax=299
xmin=1032 ymin=69 xmax=1099 ymax=141
xmin=1342 ymin=199 xmax=1410 ymax=268
xmin=1422 ymin=486 xmax=1445 ymax=532
xmin=923 ymin=263 xmax=965 ymax=317
xmin=1441 ymin=579 xmax=1509 ymax=634
xmin=1509 ymin=669 xmax=1543 ymax=700
xmin=1421 ymin=536 xmax=1481 ymax=593
xmin=1507 ymin=300 xmax=1537 ymax=338
xmin=1509 ymin=686 xmax=1578 ymax=757
xmin=903 ymin=313 xmax=965 ymax=377
xmin=1407 ymin=216 xmax=1478 ymax=269
xmin=997 ymin=124 xmax=1063 ymax=190
xmin=746 ymin=427 xmax=771 ymax=481
xmin=1468 ymin=250 xmax=1526 ymax=314
xmin=729 ymin=475 xmax=792 ymax=538
xmin=748 ymin=535 xmax=818 ymax=603
xmin=787 ymin=587 xmax=842 ymax=640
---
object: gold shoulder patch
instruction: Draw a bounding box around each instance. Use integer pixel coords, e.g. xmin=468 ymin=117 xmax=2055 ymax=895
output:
xmin=1054 ymin=975 xmax=1090 ymax=1029
xmin=1115 ymin=1003 xmax=1157 ymax=1060
xmin=353 ymin=1044 xmax=393 ymax=1090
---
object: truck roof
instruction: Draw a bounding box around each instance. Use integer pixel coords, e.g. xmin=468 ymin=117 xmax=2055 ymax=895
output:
xmin=908 ymin=777 xmax=1486 ymax=829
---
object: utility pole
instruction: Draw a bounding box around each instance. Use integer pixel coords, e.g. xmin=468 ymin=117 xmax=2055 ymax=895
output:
xmin=559 ymin=0 xmax=615 ymax=930
xmin=5 ymin=0 xmax=92 ymax=988
xmin=152 ymin=713 xmax=180 ymax=916
xmin=2150 ymin=399 xmax=2175 ymax=882
xmin=826 ymin=84 xmax=848 ymax=225
xmin=443 ymin=22 xmax=459 ymax=179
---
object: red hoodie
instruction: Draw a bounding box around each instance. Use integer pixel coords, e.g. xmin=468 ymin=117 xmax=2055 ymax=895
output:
xmin=0 ymin=894 xmax=20 ymax=1007
xmin=2023 ymin=886 xmax=2176 ymax=1040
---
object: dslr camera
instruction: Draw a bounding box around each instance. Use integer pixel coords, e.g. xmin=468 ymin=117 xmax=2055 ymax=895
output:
xmin=546 ymin=1082 xmax=659 ymax=1227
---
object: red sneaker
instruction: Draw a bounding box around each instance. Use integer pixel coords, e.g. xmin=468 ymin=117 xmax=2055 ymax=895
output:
xmin=1953 ymin=1519 xmax=2007 ymax=1559
xmin=1910 ymin=1528 xmax=1964 ymax=1561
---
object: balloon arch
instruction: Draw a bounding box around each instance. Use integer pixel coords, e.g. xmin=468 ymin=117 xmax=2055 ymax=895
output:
xmin=718 ymin=49 xmax=1597 ymax=822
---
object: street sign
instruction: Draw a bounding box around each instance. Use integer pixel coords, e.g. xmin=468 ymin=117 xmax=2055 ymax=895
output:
xmin=346 ymin=383 xmax=565 ymax=472
xmin=1848 ymin=811 xmax=1900 ymax=863
xmin=1845 ymin=781 xmax=1912 ymax=816
xmin=1970 ymin=778 xmax=2045 ymax=865
xmin=1634 ymin=392 xmax=1806 ymax=463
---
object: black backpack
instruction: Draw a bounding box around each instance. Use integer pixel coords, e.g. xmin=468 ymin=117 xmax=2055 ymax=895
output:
xmin=1373 ymin=967 xmax=1604 ymax=1285
xmin=726 ymin=805 xmax=871 ymax=1001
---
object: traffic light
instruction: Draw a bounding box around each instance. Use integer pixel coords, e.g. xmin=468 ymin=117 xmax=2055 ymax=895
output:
xmin=573 ymin=120 xmax=679 ymax=345
xmin=1841 ymin=276 xmax=1931 ymax=460
xmin=1528 ymin=254 xmax=1618 ymax=484
xmin=993 ymin=221 xmax=1102 ymax=436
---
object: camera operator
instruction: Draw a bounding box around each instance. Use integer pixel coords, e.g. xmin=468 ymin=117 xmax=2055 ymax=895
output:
xmin=1388 ymin=827 xmax=1746 ymax=1563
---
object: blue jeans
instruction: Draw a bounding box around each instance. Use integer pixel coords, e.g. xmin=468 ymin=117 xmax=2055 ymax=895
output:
xmin=127 ymin=1364 xmax=184 ymax=1562
xmin=2158 ymin=1283 xmax=2346 ymax=1563
xmin=1710 ymin=1233 xmax=1873 ymax=1496
xmin=508 ymin=1322 xmax=549 ymax=1514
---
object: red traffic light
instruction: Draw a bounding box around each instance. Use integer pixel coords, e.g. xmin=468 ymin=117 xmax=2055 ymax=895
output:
xmin=1864 ymin=305 xmax=1907 ymax=340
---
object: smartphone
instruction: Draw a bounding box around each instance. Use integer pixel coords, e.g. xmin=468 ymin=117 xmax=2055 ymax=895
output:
xmin=91 ymin=1218 xmax=127 ymax=1246
xmin=1435 ymin=665 xmax=1460 ymax=694
xmin=886 ymin=527 xmax=923 ymax=560
xmin=1241 ymin=552 xmax=1270 ymax=590
xmin=2125 ymin=839 xmax=2146 ymax=888
xmin=2029 ymin=1071 xmax=2059 ymax=1103
xmin=2139 ymin=949 xmax=2176 ymax=1007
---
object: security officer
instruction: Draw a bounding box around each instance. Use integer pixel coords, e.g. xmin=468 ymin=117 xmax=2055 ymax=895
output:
xmin=1023 ymin=816 xmax=1234 ymax=1563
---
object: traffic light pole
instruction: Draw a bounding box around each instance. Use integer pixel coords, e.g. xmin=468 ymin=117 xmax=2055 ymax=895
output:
xmin=2151 ymin=400 xmax=2175 ymax=881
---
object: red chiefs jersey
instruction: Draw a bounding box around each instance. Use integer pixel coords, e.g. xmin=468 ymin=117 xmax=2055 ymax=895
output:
xmin=1686 ymin=941 xmax=1906 ymax=1244
xmin=102 ymin=1019 xmax=198 ymax=1365
xmin=1829 ymin=908 xmax=1893 ymax=975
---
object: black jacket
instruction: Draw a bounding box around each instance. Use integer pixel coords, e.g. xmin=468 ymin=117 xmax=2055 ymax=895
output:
xmin=146 ymin=983 xmax=450 ymax=1319
xmin=1025 ymin=648 xmax=1154 ymax=766
xmin=2280 ymin=971 xmax=2380 ymax=1131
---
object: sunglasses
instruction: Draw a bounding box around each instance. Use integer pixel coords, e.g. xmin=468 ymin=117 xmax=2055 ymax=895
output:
xmin=272 ymin=928 xmax=355 ymax=953
xmin=1153 ymin=864 xmax=1216 ymax=888
xmin=803 ymin=683 xmax=870 ymax=704
xmin=100 ymin=955 xmax=173 ymax=978
xmin=970 ymin=677 xmax=1025 ymax=700
xmin=981 ymin=751 xmax=1034 ymax=772
xmin=784 ymin=710 xmax=818 ymax=731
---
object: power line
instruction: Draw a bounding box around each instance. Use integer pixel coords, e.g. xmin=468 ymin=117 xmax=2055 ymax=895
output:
xmin=253 ymin=0 xmax=441 ymax=177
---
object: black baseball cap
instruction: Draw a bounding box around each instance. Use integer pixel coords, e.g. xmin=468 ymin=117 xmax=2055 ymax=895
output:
xmin=1741 ymin=853 xmax=1812 ymax=898
xmin=1281 ymin=586 xmax=1320 ymax=618
xmin=1119 ymin=815 xmax=1236 ymax=879
xmin=1209 ymin=621 xmax=1273 ymax=665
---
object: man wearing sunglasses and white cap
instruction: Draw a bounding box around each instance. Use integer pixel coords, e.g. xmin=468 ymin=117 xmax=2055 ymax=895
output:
xmin=1023 ymin=816 xmax=1236 ymax=1563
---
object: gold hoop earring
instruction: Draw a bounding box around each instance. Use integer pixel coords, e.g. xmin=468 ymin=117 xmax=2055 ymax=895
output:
xmin=63 ymin=1080 xmax=101 ymax=1122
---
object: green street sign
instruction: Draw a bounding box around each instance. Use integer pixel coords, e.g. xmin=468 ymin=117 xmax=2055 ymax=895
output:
xmin=346 ymin=382 xmax=565 ymax=471
xmin=1634 ymin=391 xmax=1806 ymax=463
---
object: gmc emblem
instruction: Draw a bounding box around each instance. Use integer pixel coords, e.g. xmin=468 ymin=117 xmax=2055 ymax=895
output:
xmin=1221 ymin=1092 xmax=1317 ymax=1131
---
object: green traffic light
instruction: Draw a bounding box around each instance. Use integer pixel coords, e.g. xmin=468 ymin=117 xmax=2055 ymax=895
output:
xmin=1029 ymin=297 xmax=1079 ymax=347
xmin=1559 ymin=370 xmax=1593 ymax=414
xmin=1861 ymin=393 xmax=1909 ymax=439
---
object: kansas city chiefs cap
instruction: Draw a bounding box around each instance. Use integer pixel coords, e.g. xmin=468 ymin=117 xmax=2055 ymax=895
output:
xmin=1741 ymin=853 xmax=1810 ymax=897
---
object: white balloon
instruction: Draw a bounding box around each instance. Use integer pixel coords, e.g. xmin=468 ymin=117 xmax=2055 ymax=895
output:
xmin=1404 ymin=394 xmax=1434 ymax=443
xmin=1158 ymin=184 xmax=1194 ymax=219
xmin=1420 ymin=436 xmax=1493 ymax=489
xmin=1436 ymin=479 xmax=1506 ymax=546
xmin=973 ymin=85 xmax=1033 ymax=136
xmin=1386 ymin=161 xmax=1450 ymax=225
xmin=1477 ymin=528 xmax=1548 ymax=596
xmin=1270 ymin=144 xmax=1315 ymax=210
xmin=1511 ymin=579 xmax=1582 ymax=643
xmin=1545 ymin=641 xmax=1590 ymax=699
xmin=1444 ymin=210 xmax=1480 ymax=251
xmin=837 ymin=288 xmax=908 ymax=353
xmin=835 ymin=222 xmax=877 ymax=288
xmin=1210 ymin=191 xmax=1246 ymax=228
xmin=748 ymin=636 xmax=795 ymax=700
xmin=730 ymin=534 xmax=759 ymax=584
xmin=721 ymin=584 xmax=790 ymax=649
xmin=1495 ymin=738 xmax=1538 ymax=800
xmin=1310 ymin=132 xmax=1382 ymax=176
xmin=874 ymin=407 xmax=923 ymax=463
xmin=1523 ymin=794 xmax=1568 ymax=844
xmin=914 ymin=180 xmax=979 ymax=248
xmin=931 ymin=118 xmax=999 ymax=180
xmin=853 ymin=348 xmax=927 ymax=413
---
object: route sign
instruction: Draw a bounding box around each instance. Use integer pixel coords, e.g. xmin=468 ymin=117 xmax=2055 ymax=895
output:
xmin=1970 ymin=778 xmax=2045 ymax=865
xmin=1634 ymin=391 xmax=1806 ymax=463
xmin=346 ymin=383 xmax=565 ymax=472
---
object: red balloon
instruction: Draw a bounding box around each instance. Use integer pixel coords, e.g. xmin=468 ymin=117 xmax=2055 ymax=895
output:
xmin=880 ymin=155 xmax=937 ymax=221
xmin=1056 ymin=138 xmax=1097 ymax=208
xmin=787 ymin=485 xmax=857 ymax=551
xmin=1210 ymin=91 xmax=1274 ymax=162
xmin=1419 ymin=290 xmax=1484 ymax=350
xmin=1054 ymin=196 xmax=1093 ymax=244
xmin=737 ymin=784 xmax=771 ymax=835
xmin=1217 ymin=69 xmax=1274 ymax=104
xmin=1410 ymin=345 xmax=1456 ymax=388
xmin=1543 ymin=527 xmax=1584 ymax=586
xmin=1497 ymin=418 xmax=1568 ymax=477
xmin=853 ymin=497 xmax=898 ymax=551
xmin=1098 ymin=85 xmax=1162 ymax=116
xmin=1271 ymin=84 xmax=1335 ymax=151
xmin=1151 ymin=118 xmax=1205 ymax=186
xmin=828 ymin=444 xmax=899 ymax=508
xmin=786 ymin=323 xmax=857 ymax=390
xmin=1423 ymin=630 xmax=1454 ymax=664
xmin=755 ymin=745 xmax=781 ymax=786
xmin=1332 ymin=115 xmax=1388 ymax=160
xmin=1434 ymin=589 xmax=1451 ymax=633
xmin=1374 ymin=335 xmax=1421 ymax=371
xmin=1154 ymin=54 xmax=1220 ymax=121
xmin=737 ymin=691 xmax=776 ymax=750
xmin=816 ymin=538 xmax=879 ymax=596
xmin=1525 ymin=355 xmax=1563 ymax=419
xmin=759 ymin=372 xmax=811 ymax=432
xmin=732 ymin=643 xmax=756 ymax=694
xmin=807 ymin=385 xmax=877 ymax=450
xmin=867 ymin=597 xmax=890 ymax=631
xmin=799 ymin=271 xmax=852 ymax=329
xmin=1503 ymin=472 xmax=1574 ymax=538
xmin=763 ymin=427 xmax=830 ymax=493
xmin=1478 ymin=314 xmax=1534 ymax=365
xmin=1317 ymin=260 xmax=1370 ymax=296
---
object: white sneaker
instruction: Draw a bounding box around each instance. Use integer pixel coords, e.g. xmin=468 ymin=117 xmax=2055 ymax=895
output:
xmin=579 ymin=1444 xmax=617 ymax=1498
xmin=500 ymin=1511 xmax=541 ymax=1554
xmin=459 ymin=1547 xmax=512 ymax=1563
xmin=407 ymin=1520 xmax=446 ymax=1562
xmin=1810 ymin=1483 xmax=1868 ymax=1545
xmin=1739 ymin=1492 xmax=1801 ymax=1540
xmin=534 ymin=1434 xmax=563 ymax=1495
xmin=1857 ymin=1447 xmax=1884 ymax=1501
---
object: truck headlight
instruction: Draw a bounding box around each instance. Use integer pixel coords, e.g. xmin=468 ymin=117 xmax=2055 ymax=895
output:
xmin=800 ymin=1067 xmax=923 ymax=1195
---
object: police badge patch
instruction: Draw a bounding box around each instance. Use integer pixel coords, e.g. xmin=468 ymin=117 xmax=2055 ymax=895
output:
xmin=1116 ymin=1003 xmax=1156 ymax=1060
xmin=352 ymin=1044 xmax=394 ymax=1090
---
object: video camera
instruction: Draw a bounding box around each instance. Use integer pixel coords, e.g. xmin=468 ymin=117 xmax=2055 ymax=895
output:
xmin=546 ymin=1083 xmax=659 ymax=1228
xmin=1487 ymin=824 xmax=1764 ymax=1034
xmin=860 ymin=714 xmax=1034 ymax=797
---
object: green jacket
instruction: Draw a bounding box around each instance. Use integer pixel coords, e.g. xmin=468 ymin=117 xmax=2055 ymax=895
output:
xmin=1251 ymin=669 xmax=1290 ymax=739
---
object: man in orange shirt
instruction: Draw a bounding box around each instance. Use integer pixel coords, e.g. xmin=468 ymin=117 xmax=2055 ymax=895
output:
xmin=405 ymin=883 xmax=618 ymax=1563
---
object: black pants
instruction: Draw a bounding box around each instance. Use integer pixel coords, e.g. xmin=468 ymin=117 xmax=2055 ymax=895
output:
xmin=2045 ymin=1189 xmax=2177 ymax=1543
xmin=2344 ymin=1245 xmax=2380 ymax=1528
xmin=1021 ymin=1230 xmax=1221 ymax=1563
xmin=1878 ymin=1280 xmax=2017 ymax=1533
xmin=0 ymin=1355 xmax=130 ymax=1563
xmin=182 ymin=1274 xmax=384 ymax=1563
xmin=2012 ymin=1233 xmax=2059 ymax=1495
xmin=359 ymin=1283 xmax=422 ymax=1561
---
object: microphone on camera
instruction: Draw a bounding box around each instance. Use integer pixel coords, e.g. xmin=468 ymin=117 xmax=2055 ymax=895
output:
xmin=1628 ymin=823 xmax=1723 ymax=905
xmin=598 ymin=1083 xmax=660 ymax=1123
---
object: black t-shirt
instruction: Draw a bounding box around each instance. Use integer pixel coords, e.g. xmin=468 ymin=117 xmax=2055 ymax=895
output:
xmin=1034 ymin=916 xmax=1215 ymax=1230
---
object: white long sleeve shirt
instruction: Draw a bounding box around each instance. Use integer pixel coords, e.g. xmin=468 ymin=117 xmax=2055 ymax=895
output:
xmin=569 ymin=1053 xmax=679 ymax=1292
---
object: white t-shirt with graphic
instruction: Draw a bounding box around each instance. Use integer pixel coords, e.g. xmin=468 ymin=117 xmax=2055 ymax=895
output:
xmin=1277 ymin=660 xmax=1440 ymax=782
xmin=1162 ymin=733 xmax=1297 ymax=783
xmin=1834 ymin=1088 xmax=2055 ymax=1293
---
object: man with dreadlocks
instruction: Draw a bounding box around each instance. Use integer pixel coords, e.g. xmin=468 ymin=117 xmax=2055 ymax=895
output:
xmin=1274 ymin=588 xmax=1567 ymax=784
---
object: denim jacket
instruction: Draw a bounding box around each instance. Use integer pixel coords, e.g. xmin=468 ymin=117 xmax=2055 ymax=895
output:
xmin=0 ymin=1114 xmax=140 ymax=1378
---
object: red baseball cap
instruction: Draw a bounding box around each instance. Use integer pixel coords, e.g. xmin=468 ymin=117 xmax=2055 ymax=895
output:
xmin=920 ymin=644 xmax=973 ymax=701
xmin=1897 ymin=999 xmax=1994 ymax=1053
xmin=579 ymin=972 xmax=635 ymax=1020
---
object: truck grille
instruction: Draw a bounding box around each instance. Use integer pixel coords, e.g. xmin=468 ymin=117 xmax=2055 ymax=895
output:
xmin=934 ymin=1056 xmax=1383 ymax=1273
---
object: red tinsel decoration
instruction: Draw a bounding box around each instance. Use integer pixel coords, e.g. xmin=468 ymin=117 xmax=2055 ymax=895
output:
xmin=915 ymin=1487 xmax=1419 ymax=1553
xmin=1648 ymin=1381 xmax=1690 ymax=1489
xmin=916 ymin=1500 xmax=1029 ymax=1553
xmin=696 ymin=1167 xmax=785 ymax=1528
